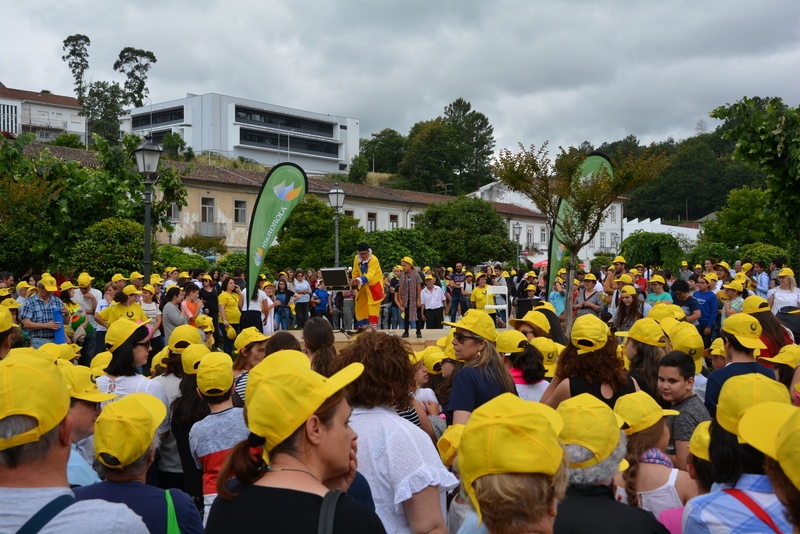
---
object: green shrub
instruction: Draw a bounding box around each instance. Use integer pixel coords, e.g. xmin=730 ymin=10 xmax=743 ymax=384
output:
xmin=157 ymin=245 xmax=209 ymax=271
xmin=70 ymin=218 xmax=147 ymax=284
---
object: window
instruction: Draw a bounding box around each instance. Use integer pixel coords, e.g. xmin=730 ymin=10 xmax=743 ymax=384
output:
xmin=234 ymin=200 xmax=247 ymax=224
xmin=389 ymin=214 xmax=398 ymax=230
xmin=367 ymin=212 xmax=377 ymax=232
xmin=37 ymin=131 xmax=50 ymax=139
xmin=527 ymin=229 xmax=533 ymax=247
xmin=131 ymin=107 xmax=184 ymax=129
xmin=540 ymin=227 xmax=547 ymax=244
xmin=71 ymin=115 xmax=81 ymax=124
xmin=344 ymin=210 xmax=354 ymax=217
xmin=235 ymin=106 xmax=335 ymax=137
xmin=599 ymin=233 xmax=606 ymax=248
xmin=166 ymin=202 xmax=181 ymax=222
xmin=201 ymin=197 xmax=215 ymax=223
xmin=610 ymin=207 xmax=616 ymax=223
xmin=590 ymin=236 xmax=595 ymax=248
xmin=240 ymin=129 xmax=339 ymax=157
xmin=410 ymin=215 xmax=416 ymax=229
xmin=611 ymin=233 xmax=620 ymax=249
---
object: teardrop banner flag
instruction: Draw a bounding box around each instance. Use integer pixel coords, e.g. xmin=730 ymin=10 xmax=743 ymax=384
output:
xmin=546 ymin=153 xmax=613 ymax=293
xmin=246 ymin=162 xmax=308 ymax=298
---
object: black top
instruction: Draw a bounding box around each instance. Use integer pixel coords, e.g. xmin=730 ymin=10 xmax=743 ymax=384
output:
xmin=553 ymin=484 xmax=670 ymax=534
xmin=205 ymin=485 xmax=387 ymax=534
xmin=171 ymin=419 xmax=204 ymax=497
xmin=628 ymin=370 xmax=672 ymax=409
xmin=568 ymin=374 xmax=637 ymax=409
xmin=199 ymin=287 xmax=219 ymax=315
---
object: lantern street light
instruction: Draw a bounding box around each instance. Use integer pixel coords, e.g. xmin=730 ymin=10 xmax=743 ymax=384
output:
xmin=513 ymin=222 xmax=522 ymax=271
xmin=328 ymin=183 xmax=346 ymax=267
xmin=132 ymin=137 xmax=163 ymax=281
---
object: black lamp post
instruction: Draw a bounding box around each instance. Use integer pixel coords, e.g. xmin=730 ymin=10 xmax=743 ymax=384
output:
xmin=132 ymin=138 xmax=163 ymax=281
xmin=328 ymin=183 xmax=346 ymax=267
xmin=513 ymin=222 xmax=522 ymax=271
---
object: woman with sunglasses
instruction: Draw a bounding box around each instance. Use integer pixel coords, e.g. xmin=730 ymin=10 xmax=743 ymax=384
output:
xmin=441 ymin=310 xmax=516 ymax=425
xmin=96 ymin=320 xmax=171 ymax=436
xmin=768 ymin=267 xmax=800 ymax=314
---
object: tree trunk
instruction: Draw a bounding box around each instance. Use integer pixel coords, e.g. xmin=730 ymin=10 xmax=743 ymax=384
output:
xmin=563 ymin=254 xmax=578 ymax=336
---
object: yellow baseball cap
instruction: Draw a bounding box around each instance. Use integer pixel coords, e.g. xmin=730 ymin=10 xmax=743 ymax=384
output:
xmin=722 ymin=313 xmax=768 ymax=350
xmin=122 ymin=285 xmax=142 ymax=296
xmin=647 ymin=275 xmax=666 ymax=285
xmin=424 ymin=274 xmax=434 ymax=281
xmin=689 ymin=421 xmax=712 ymax=462
xmin=111 ymin=274 xmax=128 ymax=283
xmin=704 ymin=337 xmax=725 ymax=358
xmin=179 ymin=271 xmax=191 ymax=278
xmin=150 ymin=347 xmax=169 ymax=375
xmin=447 ymin=267 xmax=454 ymax=272
xmin=105 ymin=319 xmax=150 ymax=353
xmin=616 ymin=318 xmax=667 ymax=347
xmin=234 ymin=327 xmax=270 ymax=354
xmin=436 ymin=331 xmax=454 ymax=348
xmin=437 ymin=424 xmax=465 ymax=466
xmin=759 ymin=345 xmax=800 ymax=368
xmin=713 ymin=261 xmax=730 ymax=271
xmin=619 ymin=285 xmax=637 ymax=296
xmin=509 ymin=310 xmax=551 ymax=334
xmin=40 ymin=277 xmax=58 ymax=292
xmin=647 ymin=303 xmax=685 ymax=323
xmin=197 ymin=352 xmax=234 ymax=396
xmin=400 ymin=256 xmax=414 ymax=266
xmin=669 ymin=325 xmax=705 ymax=374
xmin=94 ymin=393 xmax=166 ymax=469
xmin=612 ymin=256 xmax=626 ymax=264
xmin=628 ymin=268 xmax=639 ymax=276
xmin=181 ymin=344 xmax=210 ymax=375
xmin=16 ymin=280 xmax=31 ymax=291
xmin=723 ymin=281 xmax=743 ymax=292
xmin=129 ymin=271 xmax=144 ymax=281
xmin=245 ymin=349 xmax=310 ymax=405
xmin=681 ymin=261 xmax=688 ymax=267
xmin=614 ymin=391 xmax=679 ymax=435
xmin=742 ymin=263 xmax=753 ymax=272
xmin=557 ymin=393 xmax=628 ymax=471
xmin=571 ymin=314 xmax=611 ymax=355
xmin=62 ymin=364 xmax=118 ymax=403
xmin=442 ymin=309 xmax=498 ymax=343
xmin=495 ymin=330 xmax=528 ymax=354
xmin=60 ymin=281 xmax=78 ymax=291
xmin=717 ymin=374 xmax=790 ymax=436
xmin=526 ymin=271 xmax=538 ymax=278
xmin=742 ymin=295 xmax=770 ymax=314
xmin=150 ymin=274 xmax=165 ymax=285
xmin=393 ymin=265 xmax=402 ymax=271
xmin=534 ymin=301 xmax=556 ymax=315
xmin=168 ymin=325 xmax=203 ymax=353
xmin=419 ymin=346 xmax=446 ymax=375
xmin=779 ymin=267 xmax=794 ymax=277
xmin=1 ymin=298 xmax=19 ymax=311
xmin=0 ymin=306 xmax=17 ymax=331
xmin=704 ymin=272 xmax=718 ymax=283
xmin=195 ymin=314 xmax=214 ymax=333
xmin=0 ymin=353 xmax=70 ymax=451
xmin=459 ymin=393 xmax=564 ymax=523
xmin=248 ymin=361 xmax=364 ymax=464
xmin=141 ymin=284 xmax=156 ymax=295
xmin=695 ymin=264 xmax=702 ymax=270
xmin=531 ymin=338 xmax=560 ymax=378
xmin=90 ymin=351 xmax=113 ymax=377
xmin=39 ymin=343 xmax=76 ymax=363
xmin=739 ymin=402 xmax=800 ymax=490
xmin=584 ymin=273 xmax=598 ymax=282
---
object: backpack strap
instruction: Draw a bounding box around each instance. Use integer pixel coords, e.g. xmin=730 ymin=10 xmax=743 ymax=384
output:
xmin=165 ymin=489 xmax=180 ymax=534
xmin=722 ymin=489 xmax=784 ymax=534
xmin=16 ymin=494 xmax=76 ymax=534
xmin=317 ymin=489 xmax=344 ymax=534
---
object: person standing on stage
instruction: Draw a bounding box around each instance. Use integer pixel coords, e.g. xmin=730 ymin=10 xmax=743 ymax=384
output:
xmin=349 ymin=242 xmax=384 ymax=330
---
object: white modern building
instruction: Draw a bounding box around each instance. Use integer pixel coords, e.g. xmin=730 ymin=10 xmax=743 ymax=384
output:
xmin=121 ymin=92 xmax=359 ymax=175
xmin=0 ymin=82 xmax=86 ymax=142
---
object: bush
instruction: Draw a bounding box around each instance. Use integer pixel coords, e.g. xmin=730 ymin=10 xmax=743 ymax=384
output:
xmin=176 ymin=234 xmax=228 ymax=257
xmin=735 ymin=242 xmax=790 ymax=265
xmin=618 ymin=230 xmax=684 ymax=271
xmin=157 ymin=245 xmax=209 ymax=271
xmin=214 ymin=251 xmax=247 ymax=275
xmin=70 ymin=218 xmax=148 ymax=284
xmin=366 ymin=228 xmax=438 ymax=270
xmin=47 ymin=133 xmax=84 ymax=149
xmin=590 ymin=254 xmax=614 ymax=269
xmin=688 ymin=241 xmax=737 ymax=267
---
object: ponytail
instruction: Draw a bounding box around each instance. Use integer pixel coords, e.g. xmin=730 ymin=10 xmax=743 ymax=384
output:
xmin=216 ymin=436 xmax=267 ymax=500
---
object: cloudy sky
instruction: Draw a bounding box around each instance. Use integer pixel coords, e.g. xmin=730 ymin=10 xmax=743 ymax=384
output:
xmin=5 ymin=0 xmax=799 ymax=154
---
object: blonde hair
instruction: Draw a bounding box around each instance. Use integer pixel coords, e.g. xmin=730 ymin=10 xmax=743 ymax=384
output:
xmin=472 ymin=449 xmax=569 ymax=534
xmin=466 ymin=340 xmax=516 ymax=394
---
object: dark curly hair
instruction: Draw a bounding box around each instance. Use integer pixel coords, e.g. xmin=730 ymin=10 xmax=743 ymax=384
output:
xmin=331 ymin=330 xmax=415 ymax=410
xmin=555 ymin=336 xmax=628 ymax=391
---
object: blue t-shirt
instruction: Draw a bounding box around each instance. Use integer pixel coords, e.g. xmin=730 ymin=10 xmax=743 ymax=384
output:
xmin=674 ymin=295 xmax=701 ymax=326
xmin=312 ymin=289 xmax=329 ymax=310
xmin=445 ymin=366 xmax=515 ymax=425
xmin=704 ymin=361 xmax=775 ymax=418
xmin=694 ymin=290 xmax=718 ymax=328
xmin=74 ymin=481 xmax=203 ymax=534
xmin=451 ymin=272 xmax=466 ymax=298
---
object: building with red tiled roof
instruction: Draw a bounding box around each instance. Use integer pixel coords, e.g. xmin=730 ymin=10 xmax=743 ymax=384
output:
xmin=22 ymin=142 xmax=547 ymax=255
xmin=0 ymin=82 xmax=87 ymax=143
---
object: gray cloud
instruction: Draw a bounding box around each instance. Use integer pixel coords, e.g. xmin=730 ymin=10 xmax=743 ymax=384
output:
xmin=5 ymin=0 xmax=799 ymax=159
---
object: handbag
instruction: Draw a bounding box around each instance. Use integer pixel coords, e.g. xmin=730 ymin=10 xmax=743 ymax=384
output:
xmin=317 ymin=489 xmax=344 ymax=534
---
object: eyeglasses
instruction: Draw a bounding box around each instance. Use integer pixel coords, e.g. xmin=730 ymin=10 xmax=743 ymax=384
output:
xmin=519 ymin=330 xmax=535 ymax=336
xmin=134 ymin=340 xmax=151 ymax=349
xmin=453 ymin=332 xmax=482 ymax=344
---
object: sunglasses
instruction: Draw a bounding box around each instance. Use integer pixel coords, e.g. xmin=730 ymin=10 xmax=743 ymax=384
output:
xmin=453 ymin=332 xmax=482 ymax=344
xmin=134 ymin=340 xmax=151 ymax=349
xmin=519 ymin=330 xmax=535 ymax=336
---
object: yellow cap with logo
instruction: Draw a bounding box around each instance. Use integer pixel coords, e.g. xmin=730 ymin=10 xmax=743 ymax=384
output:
xmin=739 ymin=402 xmax=800 ymax=490
xmin=442 ymin=309 xmax=497 ymax=343
xmin=557 ymin=393 xmax=628 ymax=471
xmin=616 ymin=318 xmax=667 ymax=347
xmin=614 ymin=391 xmax=678 ymax=435
xmin=717 ymin=374 xmax=790 ymax=436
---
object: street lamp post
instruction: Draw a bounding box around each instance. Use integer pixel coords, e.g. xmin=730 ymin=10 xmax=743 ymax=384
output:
xmin=328 ymin=183 xmax=346 ymax=267
xmin=133 ymin=137 xmax=163 ymax=281
xmin=513 ymin=222 xmax=522 ymax=271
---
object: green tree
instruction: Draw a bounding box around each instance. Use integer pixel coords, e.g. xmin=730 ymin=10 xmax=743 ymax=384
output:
xmin=618 ymin=231 xmax=684 ymax=271
xmin=393 ymin=118 xmax=459 ymax=193
xmin=81 ymin=81 xmax=128 ymax=145
xmin=70 ymin=218 xmax=148 ymax=283
xmin=412 ymin=196 xmax=515 ymax=266
xmin=157 ymin=245 xmax=210 ymax=271
xmin=162 ymin=132 xmax=187 ymax=158
xmin=359 ymin=128 xmax=407 ymax=174
xmin=494 ymin=142 xmax=670 ymax=331
xmin=366 ymin=228 xmax=439 ymax=270
xmin=347 ymin=153 xmax=368 ymax=184
xmin=112 ymin=47 xmax=158 ymax=108
xmin=736 ymin=242 xmax=790 ymax=265
xmin=176 ymin=235 xmax=228 ymax=257
xmin=590 ymin=254 xmax=614 ymax=269
xmin=61 ymin=34 xmax=90 ymax=102
xmin=264 ymin=195 xmax=365 ymax=271
xmin=47 ymin=133 xmax=84 ymax=149
xmin=443 ymin=98 xmax=495 ymax=192
xmin=688 ymin=241 xmax=736 ymax=267
xmin=701 ymin=186 xmax=785 ymax=248
xmin=710 ymin=97 xmax=800 ymax=266
xmin=214 ymin=251 xmax=247 ymax=274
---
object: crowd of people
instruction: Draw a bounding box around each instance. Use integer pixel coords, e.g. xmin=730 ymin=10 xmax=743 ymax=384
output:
xmin=1 ymin=248 xmax=800 ymax=534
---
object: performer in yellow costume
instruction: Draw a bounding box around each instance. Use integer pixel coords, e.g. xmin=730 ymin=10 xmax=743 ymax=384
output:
xmin=349 ymin=242 xmax=384 ymax=330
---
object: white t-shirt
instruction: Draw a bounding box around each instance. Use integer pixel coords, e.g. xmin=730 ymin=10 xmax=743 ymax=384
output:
xmin=73 ymin=288 xmax=103 ymax=328
xmin=242 ymin=289 xmax=266 ymax=312
xmin=96 ymin=374 xmax=171 ymax=434
xmin=349 ymin=405 xmax=458 ymax=534
xmin=769 ymin=287 xmax=800 ymax=314
xmin=263 ymin=296 xmax=275 ymax=335
xmin=140 ymin=301 xmax=162 ymax=337
xmin=0 ymin=487 xmax=147 ymax=533
xmin=414 ymin=387 xmax=442 ymax=413
xmin=152 ymin=373 xmax=182 ymax=472
xmin=515 ymin=381 xmax=550 ymax=402
xmin=94 ymin=299 xmax=113 ymax=332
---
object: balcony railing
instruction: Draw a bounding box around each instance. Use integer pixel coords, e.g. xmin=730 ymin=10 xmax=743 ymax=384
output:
xmin=21 ymin=115 xmax=68 ymax=130
xmin=195 ymin=222 xmax=226 ymax=238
